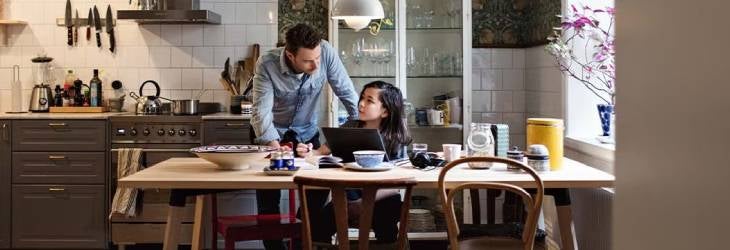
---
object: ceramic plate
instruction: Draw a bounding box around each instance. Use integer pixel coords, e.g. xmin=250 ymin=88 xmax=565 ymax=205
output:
xmin=263 ymin=167 xmax=300 ymax=176
xmin=343 ymin=162 xmax=395 ymax=172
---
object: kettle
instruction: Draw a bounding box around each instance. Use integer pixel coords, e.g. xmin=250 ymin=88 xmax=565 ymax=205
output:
xmin=29 ymin=84 xmax=52 ymax=112
xmin=130 ymin=80 xmax=163 ymax=115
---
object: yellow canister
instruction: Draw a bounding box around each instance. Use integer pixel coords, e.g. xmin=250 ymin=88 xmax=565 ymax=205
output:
xmin=526 ymin=118 xmax=564 ymax=170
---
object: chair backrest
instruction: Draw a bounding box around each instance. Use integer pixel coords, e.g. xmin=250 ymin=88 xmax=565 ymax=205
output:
xmin=437 ymin=157 xmax=544 ymax=250
xmin=293 ymin=176 xmax=418 ymax=250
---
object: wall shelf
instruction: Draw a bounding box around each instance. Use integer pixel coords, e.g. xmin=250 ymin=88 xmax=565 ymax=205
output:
xmin=0 ymin=20 xmax=27 ymax=45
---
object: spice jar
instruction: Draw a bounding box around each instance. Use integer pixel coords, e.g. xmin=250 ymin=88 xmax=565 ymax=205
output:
xmin=526 ymin=118 xmax=564 ymax=171
xmin=526 ymin=144 xmax=550 ymax=172
xmin=506 ymin=146 xmax=525 ymax=170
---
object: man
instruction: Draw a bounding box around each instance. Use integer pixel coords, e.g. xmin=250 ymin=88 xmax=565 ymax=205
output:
xmin=251 ymin=23 xmax=359 ymax=249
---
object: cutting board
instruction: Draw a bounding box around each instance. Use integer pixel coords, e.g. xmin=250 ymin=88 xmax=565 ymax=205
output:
xmin=49 ymin=106 xmax=108 ymax=113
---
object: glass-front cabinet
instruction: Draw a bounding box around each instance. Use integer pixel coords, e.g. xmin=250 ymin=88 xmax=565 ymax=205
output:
xmin=328 ymin=0 xmax=472 ymax=151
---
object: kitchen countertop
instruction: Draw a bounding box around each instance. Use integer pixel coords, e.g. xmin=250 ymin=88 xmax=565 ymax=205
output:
xmin=0 ymin=111 xmax=132 ymax=119
xmin=201 ymin=112 xmax=251 ymax=120
xmin=0 ymin=111 xmax=251 ymax=120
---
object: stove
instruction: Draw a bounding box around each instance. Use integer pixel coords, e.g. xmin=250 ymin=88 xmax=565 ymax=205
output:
xmin=109 ymin=114 xmax=203 ymax=247
xmin=110 ymin=115 xmax=202 ymax=144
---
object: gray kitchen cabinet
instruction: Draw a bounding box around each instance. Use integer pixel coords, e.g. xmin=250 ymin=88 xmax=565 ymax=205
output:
xmin=203 ymin=120 xmax=253 ymax=145
xmin=12 ymin=152 xmax=105 ymax=184
xmin=12 ymin=120 xmax=106 ymax=151
xmin=0 ymin=121 xmax=10 ymax=249
xmin=12 ymin=185 xmax=106 ymax=249
xmin=8 ymin=119 xmax=107 ymax=249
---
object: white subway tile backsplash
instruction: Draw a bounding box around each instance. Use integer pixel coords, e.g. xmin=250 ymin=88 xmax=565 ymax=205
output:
xmin=148 ymin=47 xmax=171 ymax=68
xmin=480 ymin=112 xmax=503 ymax=124
xmin=481 ymin=69 xmax=502 ymax=90
xmin=170 ymin=47 xmax=193 ymax=68
xmin=492 ymin=91 xmax=513 ymax=112
xmin=160 ymin=25 xmax=183 ymax=46
xmin=182 ymin=25 xmax=205 ymax=46
xmin=256 ymin=3 xmax=278 ymax=24
xmin=216 ymin=3 xmax=238 ymax=25
xmin=503 ymin=113 xmax=526 ymax=135
xmin=0 ymin=1 xmax=278 ymax=113
xmin=472 ymin=91 xmax=491 ymax=112
xmin=192 ymin=47 xmax=215 ymax=68
xmin=0 ymin=69 xmax=10 ymax=89
xmin=214 ymin=47 xmax=236 ymax=66
xmin=472 ymin=51 xmax=491 ymax=69
xmin=503 ymin=69 xmax=525 ymax=90
xmin=181 ymin=69 xmax=204 ymax=90
xmin=159 ymin=69 xmax=182 ymax=89
xmin=492 ymin=49 xmax=513 ymax=69
xmin=513 ymin=91 xmax=526 ymax=113
xmin=204 ymin=25 xmax=226 ymax=46
xmin=235 ymin=3 xmax=258 ymax=24
xmin=225 ymin=25 xmax=247 ymax=46
xmin=513 ymin=49 xmax=525 ymax=69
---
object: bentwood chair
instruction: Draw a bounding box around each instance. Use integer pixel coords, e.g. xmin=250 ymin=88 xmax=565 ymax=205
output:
xmin=294 ymin=175 xmax=418 ymax=250
xmin=438 ymin=157 xmax=544 ymax=250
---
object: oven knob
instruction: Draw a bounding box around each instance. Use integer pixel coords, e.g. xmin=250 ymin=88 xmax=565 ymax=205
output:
xmin=189 ymin=129 xmax=198 ymax=136
xmin=168 ymin=129 xmax=175 ymax=136
xmin=130 ymin=128 xmax=138 ymax=136
xmin=178 ymin=129 xmax=186 ymax=136
xmin=143 ymin=129 xmax=151 ymax=136
xmin=157 ymin=129 xmax=165 ymax=136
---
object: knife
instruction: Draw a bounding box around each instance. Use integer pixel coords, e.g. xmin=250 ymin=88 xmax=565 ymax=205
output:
xmin=86 ymin=9 xmax=92 ymax=41
xmin=65 ymin=0 xmax=72 ymax=46
xmin=74 ymin=10 xmax=79 ymax=45
xmin=105 ymin=5 xmax=115 ymax=53
xmin=93 ymin=6 xmax=102 ymax=48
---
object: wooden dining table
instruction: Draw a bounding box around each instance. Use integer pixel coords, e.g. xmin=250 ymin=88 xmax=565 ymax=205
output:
xmin=117 ymin=157 xmax=614 ymax=250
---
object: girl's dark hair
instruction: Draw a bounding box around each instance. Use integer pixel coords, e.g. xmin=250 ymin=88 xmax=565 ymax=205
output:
xmin=360 ymin=81 xmax=412 ymax=156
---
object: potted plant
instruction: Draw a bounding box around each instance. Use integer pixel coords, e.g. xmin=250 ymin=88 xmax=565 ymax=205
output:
xmin=546 ymin=5 xmax=615 ymax=138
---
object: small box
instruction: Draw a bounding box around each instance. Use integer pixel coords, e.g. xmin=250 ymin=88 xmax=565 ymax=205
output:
xmin=491 ymin=124 xmax=509 ymax=157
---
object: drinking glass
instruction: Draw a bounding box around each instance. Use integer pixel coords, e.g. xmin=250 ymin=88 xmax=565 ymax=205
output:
xmin=407 ymin=46 xmax=417 ymax=75
xmin=412 ymin=143 xmax=428 ymax=154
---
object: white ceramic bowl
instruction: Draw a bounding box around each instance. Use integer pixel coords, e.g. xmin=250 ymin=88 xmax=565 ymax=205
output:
xmin=191 ymin=145 xmax=276 ymax=170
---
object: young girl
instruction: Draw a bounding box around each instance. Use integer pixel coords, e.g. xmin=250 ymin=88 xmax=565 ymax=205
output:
xmin=296 ymin=80 xmax=412 ymax=244
xmin=296 ymin=80 xmax=411 ymax=160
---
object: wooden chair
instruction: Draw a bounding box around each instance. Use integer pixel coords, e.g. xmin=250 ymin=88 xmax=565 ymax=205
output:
xmin=293 ymin=175 xmax=418 ymax=250
xmin=210 ymin=190 xmax=300 ymax=250
xmin=438 ymin=157 xmax=544 ymax=250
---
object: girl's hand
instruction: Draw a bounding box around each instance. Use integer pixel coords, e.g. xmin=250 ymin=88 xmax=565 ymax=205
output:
xmin=296 ymin=143 xmax=313 ymax=158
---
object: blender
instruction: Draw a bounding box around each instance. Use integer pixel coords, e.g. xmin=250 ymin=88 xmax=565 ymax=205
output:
xmin=28 ymin=55 xmax=54 ymax=112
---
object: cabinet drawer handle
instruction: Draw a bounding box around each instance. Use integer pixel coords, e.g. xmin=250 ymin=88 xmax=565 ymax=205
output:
xmin=48 ymin=155 xmax=67 ymax=160
xmin=1 ymin=123 xmax=7 ymax=141
xmin=225 ymin=123 xmax=247 ymax=127
xmin=48 ymin=188 xmax=66 ymax=192
xmin=48 ymin=122 xmax=68 ymax=127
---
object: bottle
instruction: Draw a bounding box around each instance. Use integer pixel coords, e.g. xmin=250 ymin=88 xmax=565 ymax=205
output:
xmin=63 ymin=70 xmax=76 ymax=92
xmin=11 ymin=65 xmax=22 ymax=112
xmin=53 ymin=85 xmax=63 ymax=107
xmin=89 ymin=69 xmax=102 ymax=107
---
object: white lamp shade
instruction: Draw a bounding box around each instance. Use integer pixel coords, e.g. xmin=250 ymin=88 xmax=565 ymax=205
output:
xmin=332 ymin=0 xmax=385 ymax=21
xmin=344 ymin=17 xmax=372 ymax=31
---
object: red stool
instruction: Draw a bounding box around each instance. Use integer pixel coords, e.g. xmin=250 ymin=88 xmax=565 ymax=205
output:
xmin=211 ymin=190 xmax=300 ymax=250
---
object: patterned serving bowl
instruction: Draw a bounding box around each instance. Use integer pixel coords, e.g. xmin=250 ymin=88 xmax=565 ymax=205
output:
xmin=190 ymin=145 xmax=276 ymax=170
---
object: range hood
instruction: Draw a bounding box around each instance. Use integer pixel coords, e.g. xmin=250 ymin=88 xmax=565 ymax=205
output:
xmin=117 ymin=0 xmax=220 ymax=24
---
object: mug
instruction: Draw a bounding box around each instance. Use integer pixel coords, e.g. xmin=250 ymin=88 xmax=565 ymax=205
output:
xmin=240 ymin=102 xmax=253 ymax=115
xmin=428 ymin=109 xmax=444 ymax=126
xmin=442 ymin=144 xmax=462 ymax=162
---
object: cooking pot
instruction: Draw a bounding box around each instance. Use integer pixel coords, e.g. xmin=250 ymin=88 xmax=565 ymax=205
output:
xmin=169 ymin=99 xmax=199 ymax=115
xmin=130 ymin=80 xmax=163 ymax=115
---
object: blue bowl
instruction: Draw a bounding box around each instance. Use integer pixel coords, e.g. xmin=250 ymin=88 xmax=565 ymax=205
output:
xmin=353 ymin=150 xmax=386 ymax=168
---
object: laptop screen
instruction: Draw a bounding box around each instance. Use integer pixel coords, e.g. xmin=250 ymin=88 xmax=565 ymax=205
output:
xmin=321 ymin=127 xmax=389 ymax=163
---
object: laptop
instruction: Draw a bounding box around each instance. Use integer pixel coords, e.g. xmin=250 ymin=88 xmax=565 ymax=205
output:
xmin=321 ymin=127 xmax=389 ymax=163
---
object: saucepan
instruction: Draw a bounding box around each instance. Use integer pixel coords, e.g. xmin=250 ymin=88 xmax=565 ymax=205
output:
xmin=160 ymin=90 xmax=208 ymax=116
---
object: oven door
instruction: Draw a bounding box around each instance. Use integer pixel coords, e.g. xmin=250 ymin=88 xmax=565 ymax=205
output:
xmin=109 ymin=144 xmax=200 ymax=245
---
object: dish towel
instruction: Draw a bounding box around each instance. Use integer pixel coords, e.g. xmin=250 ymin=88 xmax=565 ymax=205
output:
xmin=109 ymin=148 xmax=143 ymax=218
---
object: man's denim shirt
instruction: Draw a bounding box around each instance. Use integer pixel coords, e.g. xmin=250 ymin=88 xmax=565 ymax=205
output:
xmin=251 ymin=40 xmax=359 ymax=144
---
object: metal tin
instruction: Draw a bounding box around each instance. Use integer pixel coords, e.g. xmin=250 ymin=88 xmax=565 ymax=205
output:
xmin=269 ymin=151 xmax=283 ymax=170
xmin=526 ymin=118 xmax=564 ymax=170
xmin=283 ymin=151 xmax=295 ymax=170
xmin=506 ymin=146 xmax=524 ymax=170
